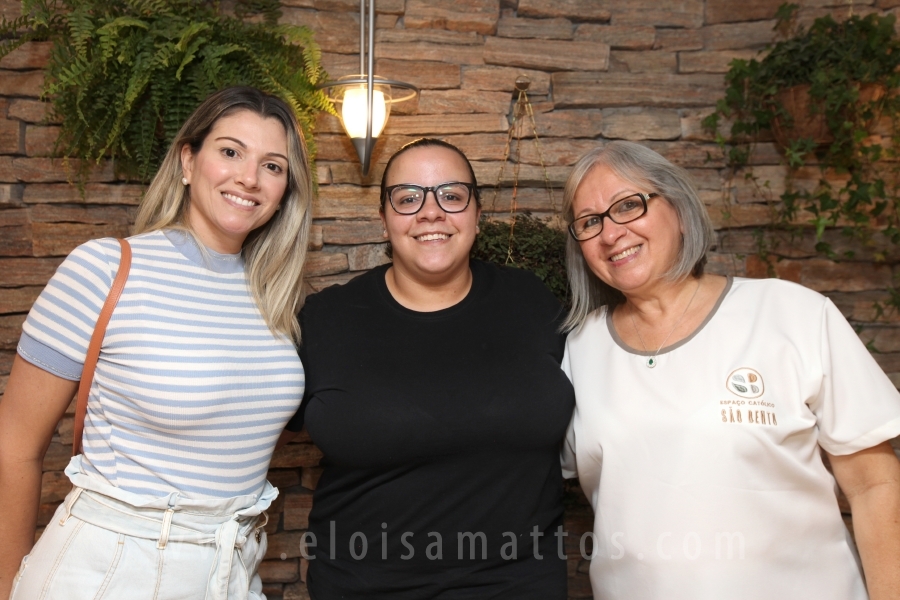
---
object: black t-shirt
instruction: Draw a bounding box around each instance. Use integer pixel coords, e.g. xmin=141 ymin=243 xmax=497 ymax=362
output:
xmin=287 ymin=260 xmax=576 ymax=599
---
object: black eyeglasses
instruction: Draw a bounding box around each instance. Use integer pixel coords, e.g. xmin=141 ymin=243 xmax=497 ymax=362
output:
xmin=567 ymin=192 xmax=658 ymax=241
xmin=384 ymin=181 xmax=475 ymax=215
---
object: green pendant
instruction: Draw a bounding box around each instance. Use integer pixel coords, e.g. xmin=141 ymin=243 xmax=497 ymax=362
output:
xmin=647 ymin=357 xmax=656 ymax=368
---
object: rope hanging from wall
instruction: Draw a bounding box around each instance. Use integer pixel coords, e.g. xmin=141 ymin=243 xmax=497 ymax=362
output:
xmin=487 ymin=75 xmax=558 ymax=264
xmin=472 ymin=75 xmax=569 ymax=305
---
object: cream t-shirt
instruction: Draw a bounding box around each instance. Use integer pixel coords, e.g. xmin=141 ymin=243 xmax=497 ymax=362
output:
xmin=562 ymin=276 xmax=900 ymax=600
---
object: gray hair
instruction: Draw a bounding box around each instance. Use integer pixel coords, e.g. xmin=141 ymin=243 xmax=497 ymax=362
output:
xmin=561 ymin=141 xmax=714 ymax=332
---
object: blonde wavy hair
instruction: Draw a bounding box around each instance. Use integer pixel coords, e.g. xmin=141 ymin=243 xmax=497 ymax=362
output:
xmin=134 ymin=86 xmax=313 ymax=342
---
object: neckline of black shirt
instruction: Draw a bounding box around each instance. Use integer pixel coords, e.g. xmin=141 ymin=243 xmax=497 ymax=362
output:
xmin=373 ymin=259 xmax=493 ymax=320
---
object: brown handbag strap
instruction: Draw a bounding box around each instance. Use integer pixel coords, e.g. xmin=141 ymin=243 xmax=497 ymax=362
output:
xmin=72 ymin=238 xmax=132 ymax=456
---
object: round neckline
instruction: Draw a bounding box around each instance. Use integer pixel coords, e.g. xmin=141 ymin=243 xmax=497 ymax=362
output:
xmin=163 ymin=229 xmax=244 ymax=274
xmin=605 ymin=275 xmax=733 ymax=358
xmin=374 ymin=260 xmax=487 ymax=319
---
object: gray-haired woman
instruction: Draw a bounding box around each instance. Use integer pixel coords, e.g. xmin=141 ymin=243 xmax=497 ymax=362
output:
xmin=560 ymin=140 xmax=900 ymax=599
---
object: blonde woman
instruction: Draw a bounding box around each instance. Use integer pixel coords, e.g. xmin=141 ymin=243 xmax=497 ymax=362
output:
xmin=0 ymin=86 xmax=313 ymax=599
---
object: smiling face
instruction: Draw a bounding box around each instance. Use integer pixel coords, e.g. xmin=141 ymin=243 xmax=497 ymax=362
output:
xmin=572 ymin=164 xmax=684 ymax=299
xmin=181 ymin=110 xmax=289 ymax=253
xmin=380 ymin=145 xmax=481 ymax=286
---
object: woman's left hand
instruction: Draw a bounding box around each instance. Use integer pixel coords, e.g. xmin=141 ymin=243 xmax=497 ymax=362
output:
xmin=828 ymin=442 xmax=900 ymax=600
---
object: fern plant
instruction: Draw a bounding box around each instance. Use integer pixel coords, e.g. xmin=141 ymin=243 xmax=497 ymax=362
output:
xmin=0 ymin=0 xmax=334 ymax=181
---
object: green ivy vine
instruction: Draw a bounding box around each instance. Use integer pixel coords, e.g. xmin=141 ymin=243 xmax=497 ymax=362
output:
xmin=703 ymin=4 xmax=900 ymax=261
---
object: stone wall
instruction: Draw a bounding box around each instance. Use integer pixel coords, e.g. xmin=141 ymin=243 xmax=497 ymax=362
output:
xmin=2 ymin=0 xmax=900 ymax=598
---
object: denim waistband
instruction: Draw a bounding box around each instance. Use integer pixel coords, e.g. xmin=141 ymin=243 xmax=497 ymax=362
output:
xmin=62 ymin=455 xmax=278 ymax=600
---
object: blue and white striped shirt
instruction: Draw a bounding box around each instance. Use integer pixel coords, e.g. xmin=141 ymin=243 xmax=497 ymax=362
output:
xmin=19 ymin=230 xmax=304 ymax=499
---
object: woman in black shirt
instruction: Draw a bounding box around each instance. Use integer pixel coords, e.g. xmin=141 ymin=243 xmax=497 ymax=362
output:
xmin=285 ymin=139 xmax=575 ymax=599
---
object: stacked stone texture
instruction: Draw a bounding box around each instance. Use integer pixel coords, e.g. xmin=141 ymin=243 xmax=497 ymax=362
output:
xmin=2 ymin=0 xmax=900 ymax=598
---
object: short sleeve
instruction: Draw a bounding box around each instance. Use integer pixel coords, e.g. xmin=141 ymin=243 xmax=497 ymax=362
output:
xmin=811 ymin=298 xmax=900 ymax=455
xmin=17 ymin=239 xmax=120 ymax=379
xmin=560 ymin=346 xmax=578 ymax=479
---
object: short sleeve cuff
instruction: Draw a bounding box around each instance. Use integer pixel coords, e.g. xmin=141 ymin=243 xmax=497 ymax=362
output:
xmin=820 ymin=415 xmax=900 ymax=456
xmin=17 ymin=330 xmax=83 ymax=381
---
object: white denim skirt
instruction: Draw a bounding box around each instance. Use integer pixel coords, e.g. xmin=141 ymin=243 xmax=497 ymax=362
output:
xmin=10 ymin=456 xmax=277 ymax=600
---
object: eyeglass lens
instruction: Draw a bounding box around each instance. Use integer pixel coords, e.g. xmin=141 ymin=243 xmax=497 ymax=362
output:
xmin=390 ymin=183 xmax=471 ymax=214
xmin=571 ymin=194 xmax=647 ymax=240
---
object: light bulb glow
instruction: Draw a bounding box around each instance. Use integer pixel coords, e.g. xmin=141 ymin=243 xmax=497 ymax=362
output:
xmin=341 ymin=87 xmax=388 ymax=139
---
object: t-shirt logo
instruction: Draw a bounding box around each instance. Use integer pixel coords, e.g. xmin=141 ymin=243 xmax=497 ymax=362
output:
xmin=726 ymin=368 xmax=764 ymax=398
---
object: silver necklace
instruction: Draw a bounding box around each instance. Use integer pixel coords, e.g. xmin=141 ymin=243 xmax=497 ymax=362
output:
xmin=629 ymin=279 xmax=701 ymax=368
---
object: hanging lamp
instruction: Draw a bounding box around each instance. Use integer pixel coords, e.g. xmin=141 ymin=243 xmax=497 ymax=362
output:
xmin=318 ymin=0 xmax=418 ymax=175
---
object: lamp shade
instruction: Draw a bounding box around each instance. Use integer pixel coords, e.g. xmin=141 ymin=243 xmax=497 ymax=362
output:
xmin=318 ymin=68 xmax=416 ymax=174
xmin=341 ymin=85 xmax=389 ymax=139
